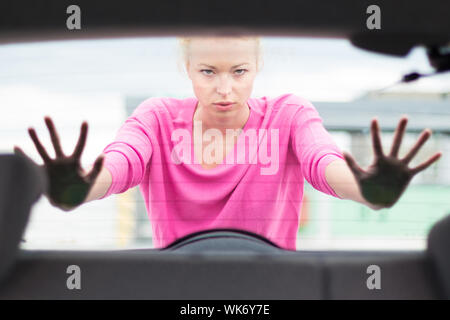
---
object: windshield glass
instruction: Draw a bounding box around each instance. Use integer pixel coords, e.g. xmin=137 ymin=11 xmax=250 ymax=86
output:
xmin=1 ymin=36 xmax=449 ymax=251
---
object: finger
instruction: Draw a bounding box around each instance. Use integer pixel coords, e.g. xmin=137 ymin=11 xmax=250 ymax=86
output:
xmin=72 ymin=121 xmax=88 ymax=160
xmin=401 ymin=129 xmax=431 ymax=164
xmin=343 ymin=151 xmax=365 ymax=179
xmin=44 ymin=116 xmax=65 ymax=158
xmin=28 ymin=127 xmax=52 ymax=163
xmin=389 ymin=116 xmax=408 ymax=157
xmin=410 ymin=152 xmax=442 ymax=175
xmin=371 ymin=118 xmax=384 ymax=158
xmin=86 ymin=154 xmax=104 ymax=183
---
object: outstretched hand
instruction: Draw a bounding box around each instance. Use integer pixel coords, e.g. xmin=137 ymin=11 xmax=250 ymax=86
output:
xmin=343 ymin=116 xmax=442 ymax=209
xmin=14 ymin=116 xmax=104 ymax=211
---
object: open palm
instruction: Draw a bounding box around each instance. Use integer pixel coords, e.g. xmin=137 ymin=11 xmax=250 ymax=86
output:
xmin=14 ymin=116 xmax=104 ymax=211
xmin=343 ymin=116 xmax=442 ymax=209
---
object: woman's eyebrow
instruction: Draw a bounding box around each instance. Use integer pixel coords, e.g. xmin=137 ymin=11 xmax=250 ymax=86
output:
xmin=198 ymin=63 xmax=249 ymax=69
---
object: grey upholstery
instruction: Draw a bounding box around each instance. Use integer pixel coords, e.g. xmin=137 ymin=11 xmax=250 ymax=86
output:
xmin=325 ymin=251 xmax=441 ymax=299
xmin=0 ymin=154 xmax=47 ymax=286
xmin=0 ymin=249 xmax=323 ymax=299
xmin=0 ymin=249 xmax=441 ymax=299
xmin=427 ymin=213 xmax=450 ymax=299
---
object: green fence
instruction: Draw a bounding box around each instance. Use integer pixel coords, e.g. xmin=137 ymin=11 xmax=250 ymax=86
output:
xmin=300 ymin=184 xmax=450 ymax=240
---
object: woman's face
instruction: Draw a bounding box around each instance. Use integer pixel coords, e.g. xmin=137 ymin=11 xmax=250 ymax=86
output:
xmin=185 ymin=37 xmax=259 ymax=118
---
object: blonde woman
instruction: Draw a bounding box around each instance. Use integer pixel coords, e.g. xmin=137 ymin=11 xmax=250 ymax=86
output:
xmin=15 ymin=36 xmax=442 ymax=250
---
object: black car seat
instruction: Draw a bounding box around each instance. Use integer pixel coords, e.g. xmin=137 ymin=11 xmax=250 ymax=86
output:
xmin=162 ymin=228 xmax=287 ymax=254
xmin=0 ymin=154 xmax=47 ymax=285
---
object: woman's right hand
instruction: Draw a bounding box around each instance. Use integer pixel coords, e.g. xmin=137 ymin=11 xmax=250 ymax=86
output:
xmin=14 ymin=116 xmax=104 ymax=211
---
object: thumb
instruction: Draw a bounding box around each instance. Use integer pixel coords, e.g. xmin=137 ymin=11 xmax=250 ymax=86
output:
xmin=86 ymin=154 xmax=105 ymax=183
xmin=343 ymin=151 xmax=364 ymax=180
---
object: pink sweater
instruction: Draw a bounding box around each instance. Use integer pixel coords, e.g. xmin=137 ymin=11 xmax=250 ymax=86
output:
xmin=99 ymin=93 xmax=344 ymax=250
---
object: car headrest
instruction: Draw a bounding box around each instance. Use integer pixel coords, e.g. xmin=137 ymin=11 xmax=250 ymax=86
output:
xmin=427 ymin=212 xmax=450 ymax=299
xmin=0 ymin=153 xmax=47 ymax=284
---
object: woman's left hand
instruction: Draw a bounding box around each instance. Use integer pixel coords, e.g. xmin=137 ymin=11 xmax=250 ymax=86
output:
xmin=342 ymin=116 xmax=442 ymax=209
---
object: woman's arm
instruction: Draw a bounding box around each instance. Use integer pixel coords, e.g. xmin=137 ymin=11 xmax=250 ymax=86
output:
xmin=82 ymin=161 xmax=112 ymax=203
xmin=325 ymin=159 xmax=383 ymax=210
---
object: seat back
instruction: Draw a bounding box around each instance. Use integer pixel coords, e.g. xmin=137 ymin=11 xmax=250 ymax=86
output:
xmin=427 ymin=212 xmax=450 ymax=299
xmin=0 ymin=154 xmax=47 ymax=284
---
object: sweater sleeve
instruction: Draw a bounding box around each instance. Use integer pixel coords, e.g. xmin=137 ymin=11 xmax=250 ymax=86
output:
xmin=98 ymin=107 xmax=158 ymax=199
xmin=289 ymin=95 xmax=345 ymax=198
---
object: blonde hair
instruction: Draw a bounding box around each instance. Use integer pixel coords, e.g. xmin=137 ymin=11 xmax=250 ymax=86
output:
xmin=176 ymin=36 xmax=264 ymax=76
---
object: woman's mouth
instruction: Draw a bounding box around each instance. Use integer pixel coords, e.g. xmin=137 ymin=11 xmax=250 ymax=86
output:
xmin=213 ymin=102 xmax=235 ymax=110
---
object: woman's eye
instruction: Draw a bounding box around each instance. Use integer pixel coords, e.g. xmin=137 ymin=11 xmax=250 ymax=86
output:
xmin=201 ymin=69 xmax=213 ymax=75
xmin=200 ymin=69 xmax=247 ymax=76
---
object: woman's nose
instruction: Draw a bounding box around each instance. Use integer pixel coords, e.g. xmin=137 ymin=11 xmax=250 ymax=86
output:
xmin=216 ymin=76 xmax=232 ymax=95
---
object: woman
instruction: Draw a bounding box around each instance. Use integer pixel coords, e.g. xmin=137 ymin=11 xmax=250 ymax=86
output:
xmin=14 ymin=36 xmax=442 ymax=250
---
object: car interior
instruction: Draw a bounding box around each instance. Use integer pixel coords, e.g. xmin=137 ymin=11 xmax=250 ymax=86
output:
xmin=0 ymin=0 xmax=449 ymax=299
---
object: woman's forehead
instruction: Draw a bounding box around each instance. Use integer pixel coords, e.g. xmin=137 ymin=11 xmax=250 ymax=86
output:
xmin=190 ymin=37 xmax=256 ymax=49
xmin=188 ymin=39 xmax=257 ymax=60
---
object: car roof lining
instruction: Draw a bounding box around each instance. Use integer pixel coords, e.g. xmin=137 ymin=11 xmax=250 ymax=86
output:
xmin=0 ymin=0 xmax=449 ymax=57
